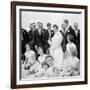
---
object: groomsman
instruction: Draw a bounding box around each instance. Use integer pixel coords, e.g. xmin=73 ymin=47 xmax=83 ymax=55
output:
xmin=34 ymin=22 xmax=44 ymax=50
xmin=44 ymin=23 xmax=54 ymax=54
xmin=28 ymin=23 xmax=36 ymax=51
xmin=61 ymin=19 xmax=76 ymax=52
xmin=73 ymin=23 xmax=80 ymax=59
xmin=21 ymin=28 xmax=29 ymax=60
xmin=46 ymin=23 xmax=54 ymax=40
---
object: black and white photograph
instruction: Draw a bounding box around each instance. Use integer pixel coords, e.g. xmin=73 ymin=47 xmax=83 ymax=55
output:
xmin=20 ymin=10 xmax=81 ymax=80
xmin=11 ymin=1 xmax=88 ymax=88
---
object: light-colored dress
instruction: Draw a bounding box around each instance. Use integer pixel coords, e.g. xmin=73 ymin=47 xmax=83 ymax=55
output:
xmin=25 ymin=50 xmax=35 ymax=65
xmin=38 ymin=54 xmax=46 ymax=64
xmin=60 ymin=43 xmax=79 ymax=77
xmin=50 ymin=31 xmax=64 ymax=69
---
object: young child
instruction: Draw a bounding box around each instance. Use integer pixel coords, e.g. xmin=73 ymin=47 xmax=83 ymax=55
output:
xmin=37 ymin=47 xmax=46 ymax=64
xmin=24 ymin=43 xmax=36 ymax=70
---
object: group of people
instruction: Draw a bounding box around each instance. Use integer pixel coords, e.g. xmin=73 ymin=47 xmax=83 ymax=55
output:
xmin=21 ymin=19 xmax=80 ymax=78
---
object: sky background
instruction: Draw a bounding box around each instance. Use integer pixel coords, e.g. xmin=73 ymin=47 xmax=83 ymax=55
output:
xmin=21 ymin=11 xmax=82 ymax=31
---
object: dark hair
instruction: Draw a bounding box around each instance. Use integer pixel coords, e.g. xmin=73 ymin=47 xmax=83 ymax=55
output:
xmin=42 ymin=62 xmax=49 ymax=68
xmin=67 ymin=34 xmax=74 ymax=42
xmin=45 ymin=55 xmax=54 ymax=61
xmin=70 ymin=47 xmax=78 ymax=57
xmin=64 ymin=19 xmax=69 ymax=24
xmin=25 ymin=43 xmax=32 ymax=49
xmin=53 ymin=24 xmax=58 ymax=29
xmin=47 ymin=23 xmax=51 ymax=26
xmin=37 ymin=46 xmax=43 ymax=52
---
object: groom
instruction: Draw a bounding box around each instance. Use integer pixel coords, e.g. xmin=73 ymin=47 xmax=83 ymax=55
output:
xmin=61 ymin=19 xmax=76 ymax=52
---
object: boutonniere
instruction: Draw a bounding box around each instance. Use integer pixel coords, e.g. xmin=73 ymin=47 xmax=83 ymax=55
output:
xmin=67 ymin=30 xmax=70 ymax=32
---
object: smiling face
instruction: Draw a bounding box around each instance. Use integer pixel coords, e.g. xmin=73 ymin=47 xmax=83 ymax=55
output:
xmin=46 ymin=56 xmax=54 ymax=67
xmin=53 ymin=25 xmax=58 ymax=34
xmin=73 ymin=23 xmax=78 ymax=30
xmin=37 ymin=47 xmax=43 ymax=55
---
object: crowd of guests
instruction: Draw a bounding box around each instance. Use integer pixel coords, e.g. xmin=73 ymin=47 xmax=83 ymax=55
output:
xmin=21 ymin=19 xmax=80 ymax=78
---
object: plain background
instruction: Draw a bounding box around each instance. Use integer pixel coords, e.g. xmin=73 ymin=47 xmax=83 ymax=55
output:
xmin=0 ymin=0 xmax=89 ymax=90
xmin=21 ymin=10 xmax=82 ymax=31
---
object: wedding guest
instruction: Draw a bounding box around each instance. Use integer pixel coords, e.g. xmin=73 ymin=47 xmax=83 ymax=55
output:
xmin=45 ymin=23 xmax=54 ymax=54
xmin=24 ymin=43 xmax=36 ymax=70
xmin=47 ymin=23 xmax=54 ymax=40
xmin=21 ymin=28 xmax=29 ymax=55
xmin=73 ymin=22 xmax=80 ymax=59
xmin=28 ymin=23 xmax=36 ymax=51
xmin=34 ymin=22 xmax=43 ymax=50
xmin=61 ymin=19 xmax=76 ymax=52
xmin=45 ymin=55 xmax=55 ymax=77
xmin=41 ymin=22 xmax=50 ymax=54
xmin=37 ymin=47 xmax=46 ymax=64
xmin=34 ymin=61 xmax=49 ymax=78
xmin=61 ymin=34 xmax=79 ymax=77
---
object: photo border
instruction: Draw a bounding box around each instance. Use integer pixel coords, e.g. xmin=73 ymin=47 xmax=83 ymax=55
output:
xmin=11 ymin=1 xmax=88 ymax=89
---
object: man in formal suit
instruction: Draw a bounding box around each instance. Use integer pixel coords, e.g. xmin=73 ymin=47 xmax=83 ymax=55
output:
xmin=44 ymin=23 xmax=54 ymax=54
xmin=61 ymin=19 xmax=76 ymax=52
xmin=47 ymin=23 xmax=54 ymax=40
xmin=34 ymin=22 xmax=44 ymax=50
xmin=73 ymin=23 xmax=80 ymax=59
xmin=28 ymin=23 xmax=36 ymax=51
xmin=21 ymin=28 xmax=29 ymax=60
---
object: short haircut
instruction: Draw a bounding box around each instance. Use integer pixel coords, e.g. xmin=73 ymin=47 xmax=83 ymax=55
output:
xmin=25 ymin=43 xmax=32 ymax=49
xmin=53 ymin=24 xmax=58 ymax=29
xmin=47 ymin=23 xmax=51 ymax=26
xmin=37 ymin=46 xmax=44 ymax=52
xmin=64 ymin=19 xmax=69 ymax=24
xmin=42 ymin=62 xmax=49 ymax=68
xmin=67 ymin=34 xmax=74 ymax=42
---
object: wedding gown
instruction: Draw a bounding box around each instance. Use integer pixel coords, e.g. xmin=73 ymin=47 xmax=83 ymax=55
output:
xmin=50 ymin=31 xmax=64 ymax=69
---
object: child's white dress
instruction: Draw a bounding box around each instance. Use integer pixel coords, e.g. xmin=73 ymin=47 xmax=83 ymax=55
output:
xmin=38 ymin=54 xmax=46 ymax=64
xmin=25 ymin=50 xmax=35 ymax=65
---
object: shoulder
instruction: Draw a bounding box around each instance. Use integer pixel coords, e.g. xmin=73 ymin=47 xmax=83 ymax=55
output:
xmin=74 ymin=57 xmax=79 ymax=63
xmin=71 ymin=43 xmax=76 ymax=48
xmin=24 ymin=51 xmax=28 ymax=56
xmin=30 ymin=50 xmax=35 ymax=55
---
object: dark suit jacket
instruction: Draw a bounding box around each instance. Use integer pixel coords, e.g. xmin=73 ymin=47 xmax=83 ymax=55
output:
xmin=61 ymin=26 xmax=76 ymax=52
xmin=46 ymin=29 xmax=54 ymax=38
xmin=34 ymin=29 xmax=44 ymax=47
xmin=28 ymin=29 xmax=36 ymax=51
xmin=21 ymin=29 xmax=29 ymax=43
xmin=28 ymin=29 xmax=35 ymax=45
xmin=74 ymin=29 xmax=80 ymax=59
xmin=34 ymin=29 xmax=50 ymax=53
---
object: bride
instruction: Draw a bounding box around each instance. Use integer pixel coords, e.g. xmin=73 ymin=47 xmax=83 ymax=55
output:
xmin=49 ymin=24 xmax=64 ymax=69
